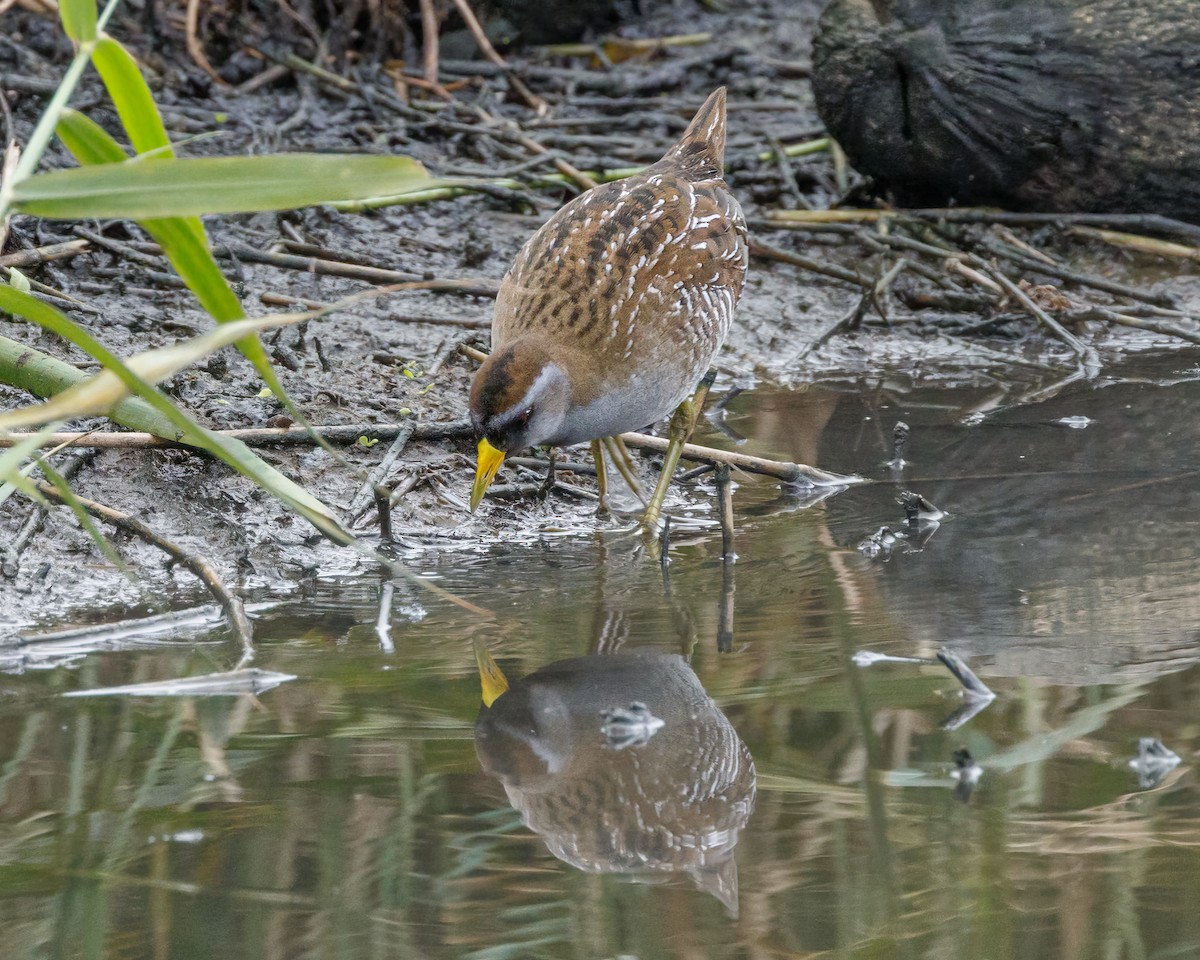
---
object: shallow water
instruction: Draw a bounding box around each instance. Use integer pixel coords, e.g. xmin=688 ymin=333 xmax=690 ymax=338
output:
xmin=4 ymin=353 xmax=1200 ymax=959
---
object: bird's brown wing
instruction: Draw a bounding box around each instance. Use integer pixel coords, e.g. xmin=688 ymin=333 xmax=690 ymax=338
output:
xmin=493 ymin=164 xmax=747 ymax=407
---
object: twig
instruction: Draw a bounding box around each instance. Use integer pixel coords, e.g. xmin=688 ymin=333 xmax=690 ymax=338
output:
xmin=716 ymin=463 xmax=735 ymax=561
xmin=537 ymin=32 xmax=714 ymax=60
xmin=258 ymin=292 xmax=490 ymax=326
xmin=619 ymin=432 xmax=862 ymax=487
xmin=213 ymin=242 xmax=502 ymax=295
xmin=234 ymin=63 xmax=290 ymax=95
xmin=74 ymin=226 xmax=164 ymax=266
xmin=1078 ymin=308 xmax=1200 ymax=345
xmin=1069 ymin=225 xmax=1200 ymax=263
xmin=755 ymin=136 xmax=830 ymax=162
xmin=449 ymin=0 xmax=549 ymax=115
xmin=1 ymin=450 xmax=92 ymax=578
xmin=793 ymin=290 xmax=873 ymax=360
xmin=750 ymin=237 xmax=870 ymax=287
xmin=981 ymin=236 xmax=1175 ymax=308
xmin=944 ymin=258 xmax=1001 ymax=294
xmin=0 ymin=262 xmax=90 ymax=305
xmin=0 ymin=421 xmax=473 ymax=449
xmin=767 ymin=207 xmax=1200 ymax=245
xmin=458 ymin=343 xmax=489 ymax=364
xmin=31 ymin=481 xmax=254 ymax=662
xmin=767 ymin=134 xmax=806 ymax=210
xmin=375 ymin=581 xmax=395 ymax=653
xmin=986 ymin=268 xmax=1101 ymax=375
xmin=0 ymin=238 xmax=89 ymax=268
xmin=185 ymin=0 xmax=226 ymax=85
xmin=419 ymin=0 xmax=441 ymax=87
xmin=349 ymin=421 xmax=415 ymax=517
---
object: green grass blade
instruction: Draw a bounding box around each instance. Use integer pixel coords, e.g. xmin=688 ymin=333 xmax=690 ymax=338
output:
xmin=0 ymin=286 xmax=353 ymax=544
xmin=11 ymin=154 xmax=443 ymax=219
xmin=0 ymin=0 xmax=120 ymax=220
xmin=90 ymin=38 xmax=170 ymax=154
xmin=0 ymin=334 xmax=179 ymax=439
xmin=59 ymin=0 xmax=98 ymax=43
xmin=88 ymin=40 xmax=208 ymax=250
xmin=0 ymin=311 xmax=308 ymax=428
xmin=0 ymin=424 xmax=60 ymax=510
xmin=56 ymin=109 xmax=128 ymax=164
xmin=55 ymin=111 xmax=278 ymax=401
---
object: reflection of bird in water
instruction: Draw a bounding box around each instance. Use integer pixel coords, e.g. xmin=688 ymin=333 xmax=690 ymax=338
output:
xmin=474 ymin=649 xmax=756 ymax=916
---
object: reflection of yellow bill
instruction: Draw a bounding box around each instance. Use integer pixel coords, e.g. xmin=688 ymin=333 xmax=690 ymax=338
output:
xmin=469 ymin=438 xmax=506 ymax=511
xmin=473 ymin=638 xmax=509 ymax=707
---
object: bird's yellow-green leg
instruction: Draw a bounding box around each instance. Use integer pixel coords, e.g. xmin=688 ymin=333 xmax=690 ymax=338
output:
xmin=470 ymin=438 xmax=506 ymax=511
xmin=536 ymin=447 xmax=557 ymax=501
xmin=602 ymin=435 xmax=647 ymax=505
xmin=590 ymin=439 xmax=610 ymax=514
xmin=641 ymin=372 xmax=715 ymax=534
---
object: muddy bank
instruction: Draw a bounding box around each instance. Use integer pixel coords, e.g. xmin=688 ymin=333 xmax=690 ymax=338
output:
xmin=1 ymin=0 xmax=1199 ymax=633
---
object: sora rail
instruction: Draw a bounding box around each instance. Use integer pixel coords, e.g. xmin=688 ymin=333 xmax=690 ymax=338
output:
xmin=468 ymin=87 xmax=748 ymax=518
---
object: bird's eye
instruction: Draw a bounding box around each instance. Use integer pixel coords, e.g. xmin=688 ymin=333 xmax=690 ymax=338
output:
xmin=520 ymin=407 xmax=533 ymax=423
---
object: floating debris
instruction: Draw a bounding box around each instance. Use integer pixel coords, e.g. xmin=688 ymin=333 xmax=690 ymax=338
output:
xmin=898 ymin=490 xmax=945 ymax=524
xmin=1128 ymin=737 xmax=1182 ymax=789
xmin=858 ymin=491 xmax=945 ymax=560
xmin=857 ymin=525 xmax=899 ymax=560
xmin=951 ymin=747 xmax=983 ymax=804
xmin=600 ymin=701 xmax=666 ymax=750
xmin=885 ymin=420 xmax=910 ymax=471
xmin=852 ymin=650 xmax=935 ymax=667
xmin=937 ymin=648 xmax=996 ymax=701
xmin=1055 ymin=416 xmax=1093 ymax=429
xmin=937 ymin=648 xmax=997 ymax=730
xmin=63 ymin=668 xmax=297 ymax=698
xmin=853 ymin=646 xmax=996 ymax=730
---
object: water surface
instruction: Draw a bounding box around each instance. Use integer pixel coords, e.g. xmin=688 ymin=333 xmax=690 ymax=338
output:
xmin=4 ymin=355 xmax=1200 ymax=959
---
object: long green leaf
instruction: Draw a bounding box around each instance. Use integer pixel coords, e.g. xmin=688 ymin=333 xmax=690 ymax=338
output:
xmin=56 ymin=109 xmax=127 ymax=165
xmin=11 ymin=154 xmax=444 ymax=219
xmin=0 ymin=311 xmax=308 ymax=428
xmin=0 ymin=286 xmax=353 ymax=544
xmin=0 ymin=424 xmax=60 ymax=510
xmin=56 ymin=111 xmax=235 ymax=317
xmin=90 ymin=38 xmax=170 ymax=155
xmin=59 ymin=0 xmax=98 ymax=43
xmin=87 ymin=40 xmax=207 ymax=249
xmin=55 ymin=111 xmax=275 ymax=405
xmin=0 ymin=0 xmax=118 ymax=220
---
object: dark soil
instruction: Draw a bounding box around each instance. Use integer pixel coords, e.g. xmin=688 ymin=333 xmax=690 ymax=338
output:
xmin=2 ymin=0 xmax=1198 ymax=635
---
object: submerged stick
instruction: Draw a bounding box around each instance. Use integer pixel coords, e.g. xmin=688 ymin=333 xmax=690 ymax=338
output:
xmin=619 ymin=431 xmax=862 ymax=487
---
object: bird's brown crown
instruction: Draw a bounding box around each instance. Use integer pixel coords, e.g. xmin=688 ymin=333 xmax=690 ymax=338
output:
xmin=469 ymin=338 xmax=570 ymax=452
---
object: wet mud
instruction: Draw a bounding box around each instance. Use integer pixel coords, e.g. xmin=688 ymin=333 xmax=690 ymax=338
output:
xmin=1 ymin=0 xmax=1199 ymax=633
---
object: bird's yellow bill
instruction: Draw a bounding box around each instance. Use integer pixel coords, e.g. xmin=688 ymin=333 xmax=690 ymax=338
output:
xmin=473 ymin=638 xmax=509 ymax=707
xmin=470 ymin=438 xmax=506 ymax=511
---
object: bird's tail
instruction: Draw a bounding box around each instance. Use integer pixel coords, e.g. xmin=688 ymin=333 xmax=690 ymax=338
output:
xmin=662 ymin=86 xmax=727 ymax=182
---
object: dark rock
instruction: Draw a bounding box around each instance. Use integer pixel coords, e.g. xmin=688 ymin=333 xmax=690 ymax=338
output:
xmin=485 ymin=0 xmax=636 ymax=45
xmin=811 ymin=0 xmax=1200 ymax=220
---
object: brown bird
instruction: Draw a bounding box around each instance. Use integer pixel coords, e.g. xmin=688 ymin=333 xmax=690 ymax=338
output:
xmin=468 ymin=86 xmax=748 ymax=523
